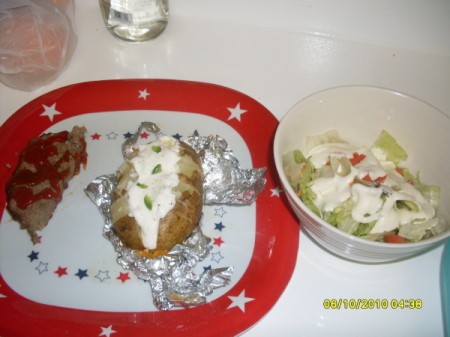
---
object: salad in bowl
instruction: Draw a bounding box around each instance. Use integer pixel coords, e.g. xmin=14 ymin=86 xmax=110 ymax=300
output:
xmin=283 ymin=129 xmax=442 ymax=244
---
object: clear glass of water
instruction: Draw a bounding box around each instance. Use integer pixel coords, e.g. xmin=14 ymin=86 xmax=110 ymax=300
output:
xmin=99 ymin=0 xmax=169 ymax=42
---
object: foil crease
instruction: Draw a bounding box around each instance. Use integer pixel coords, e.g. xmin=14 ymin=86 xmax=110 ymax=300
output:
xmin=185 ymin=133 xmax=266 ymax=205
xmin=85 ymin=122 xmax=265 ymax=310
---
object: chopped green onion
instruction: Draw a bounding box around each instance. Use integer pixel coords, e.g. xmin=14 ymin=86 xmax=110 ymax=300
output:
xmin=137 ymin=182 xmax=148 ymax=189
xmin=152 ymin=164 xmax=162 ymax=174
xmin=144 ymin=195 xmax=153 ymax=210
xmin=152 ymin=145 xmax=161 ymax=153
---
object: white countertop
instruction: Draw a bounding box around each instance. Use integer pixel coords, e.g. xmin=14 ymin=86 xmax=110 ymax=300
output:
xmin=1 ymin=1 xmax=449 ymax=336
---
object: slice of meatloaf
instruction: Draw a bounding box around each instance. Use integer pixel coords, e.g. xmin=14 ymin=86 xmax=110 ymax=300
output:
xmin=6 ymin=126 xmax=87 ymax=243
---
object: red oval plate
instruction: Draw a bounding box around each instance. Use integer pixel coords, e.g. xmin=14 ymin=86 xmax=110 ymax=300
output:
xmin=0 ymin=79 xmax=298 ymax=337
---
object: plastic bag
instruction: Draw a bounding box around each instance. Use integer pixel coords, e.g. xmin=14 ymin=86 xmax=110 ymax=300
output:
xmin=0 ymin=0 xmax=77 ymax=91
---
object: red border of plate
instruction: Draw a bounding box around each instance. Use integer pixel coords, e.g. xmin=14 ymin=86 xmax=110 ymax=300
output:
xmin=0 ymin=79 xmax=299 ymax=337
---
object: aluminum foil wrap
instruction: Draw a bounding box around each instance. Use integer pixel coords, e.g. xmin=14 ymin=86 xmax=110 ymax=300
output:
xmin=184 ymin=133 xmax=266 ymax=205
xmin=85 ymin=122 xmax=266 ymax=310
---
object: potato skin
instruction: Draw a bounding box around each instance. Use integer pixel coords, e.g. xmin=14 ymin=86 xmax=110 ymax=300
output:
xmin=112 ymin=140 xmax=203 ymax=256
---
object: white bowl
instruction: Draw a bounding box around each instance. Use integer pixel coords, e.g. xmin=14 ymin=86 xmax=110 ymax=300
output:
xmin=274 ymin=86 xmax=450 ymax=263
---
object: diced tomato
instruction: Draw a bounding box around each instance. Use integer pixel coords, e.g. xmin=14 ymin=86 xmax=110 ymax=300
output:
xmin=395 ymin=167 xmax=404 ymax=176
xmin=299 ymin=165 xmax=307 ymax=176
xmin=361 ymin=174 xmax=387 ymax=184
xmin=383 ymin=234 xmax=407 ymax=243
xmin=350 ymin=152 xmax=366 ymax=166
xmin=362 ymin=174 xmax=372 ymax=182
xmin=396 ymin=167 xmax=413 ymax=184
xmin=375 ymin=175 xmax=387 ymax=184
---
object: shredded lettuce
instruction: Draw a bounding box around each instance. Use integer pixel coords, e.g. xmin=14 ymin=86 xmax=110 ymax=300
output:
xmin=323 ymin=198 xmax=376 ymax=236
xmin=283 ymin=150 xmax=319 ymax=215
xmin=372 ymin=130 xmax=407 ymax=165
xmin=398 ymin=218 xmax=439 ymax=241
xmin=282 ymin=151 xmax=302 ymax=190
xmin=402 ymin=168 xmax=441 ymax=209
xmin=359 ymin=232 xmax=385 ymax=242
xmin=305 ymin=129 xmax=346 ymax=152
xmin=282 ymin=129 xmax=441 ymax=243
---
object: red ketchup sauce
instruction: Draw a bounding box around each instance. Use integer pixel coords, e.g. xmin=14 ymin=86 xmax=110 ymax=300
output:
xmin=6 ymin=131 xmax=87 ymax=209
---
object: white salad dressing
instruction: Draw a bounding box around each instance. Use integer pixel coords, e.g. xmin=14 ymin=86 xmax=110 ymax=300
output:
xmin=126 ymin=136 xmax=180 ymax=250
xmin=351 ymin=183 xmax=383 ymax=223
xmin=370 ymin=181 xmax=435 ymax=233
xmin=306 ymin=142 xmax=435 ymax=234
xmin=311 ymin=168 xmax=357 ymax=212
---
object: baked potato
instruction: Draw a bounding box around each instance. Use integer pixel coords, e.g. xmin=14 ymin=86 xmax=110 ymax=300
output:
xmin=111 ymin=136 xmax=203 ymax=258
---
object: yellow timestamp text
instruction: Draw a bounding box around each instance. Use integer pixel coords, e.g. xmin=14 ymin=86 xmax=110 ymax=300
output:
xmin=323 ymin=298 xmax=423 ymax=310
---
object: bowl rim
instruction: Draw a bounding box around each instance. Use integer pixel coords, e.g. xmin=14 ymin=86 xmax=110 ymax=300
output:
xmin=288 ymin=84 xmax=449 ymax=118
xmin=273 ymin=85 xmax=450 ymax=250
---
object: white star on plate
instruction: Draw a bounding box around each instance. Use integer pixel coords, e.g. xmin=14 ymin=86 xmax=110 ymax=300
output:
xmin=106 ymin=132 xmax=118 ymax=140
xmin=35 ymin=262 xmax=48 ymax=275
xmin=211 ymin=251 xmax=224 ymax=263
xmin=40 ymin=103 xmax=62 ymax=122
xmin=227 ymin=103 xmax=247 ymax=121
xmin=138 ymin=89 xmax=150 ymax=100
xmin=95 ymin=270 xmax=111 ymax=282
xmin=270 ymin=187 xmax=282 ymax=197
xmin=227 ymin=290 xmax=255 ymax=312
xmin=99 ymin=325 xmax=116 ymax=337
xmin=0 ymin=292 xmax=6 ymax=299
xmin=214 ymin=207 xmax=227 ymax=218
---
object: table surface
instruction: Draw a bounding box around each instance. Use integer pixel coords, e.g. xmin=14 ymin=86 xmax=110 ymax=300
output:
xmin=1 ymin=1 xmax=449 ymax=336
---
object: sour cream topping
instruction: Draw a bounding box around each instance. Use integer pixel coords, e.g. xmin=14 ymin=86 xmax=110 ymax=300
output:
xmin=127 ymin=136 xmax=180 ymax=249
xmin=306 ymin=142 xmax=435 ymax=233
